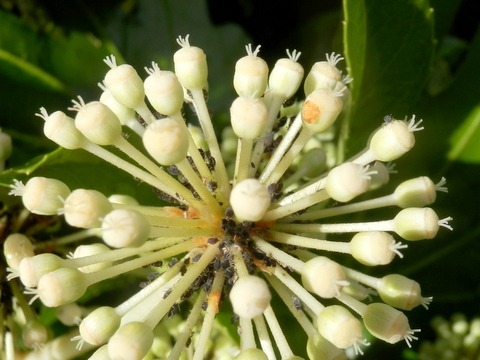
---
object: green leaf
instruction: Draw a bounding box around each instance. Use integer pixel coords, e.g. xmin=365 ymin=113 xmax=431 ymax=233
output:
xmin=343 ymin=0 xmax=435 ymax=153
xmin=447 ymin=105 xmax=480 ymax=162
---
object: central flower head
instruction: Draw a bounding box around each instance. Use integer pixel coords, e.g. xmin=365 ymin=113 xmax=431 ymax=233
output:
xmin=6 ymin=35 xmax=452 ymax=360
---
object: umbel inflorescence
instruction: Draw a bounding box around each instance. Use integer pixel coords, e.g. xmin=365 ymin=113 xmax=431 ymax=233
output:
xmin=4 ymin=35 xmax=452 ymax=360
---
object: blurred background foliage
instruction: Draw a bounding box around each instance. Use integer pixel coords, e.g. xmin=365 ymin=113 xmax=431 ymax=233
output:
xmin=1 ymin=0 xmax=480 ymax=358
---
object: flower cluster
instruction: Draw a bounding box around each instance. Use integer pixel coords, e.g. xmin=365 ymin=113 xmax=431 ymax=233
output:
xmin=3 ymin=35 xmax=452 ymax=360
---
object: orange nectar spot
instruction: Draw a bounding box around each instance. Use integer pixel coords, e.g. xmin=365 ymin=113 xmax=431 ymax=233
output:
xmin=163 ymin=206 xmax=185 ymax=218
xmin=208 ymin=289 xmax=222 ymax=313
xmin=302 ymin=100 xmax=320 ymax=124
xmin=185 ymin=206 xmax=201 ymax=219
xmin=193 ymin=236 xmax=209 ymax=247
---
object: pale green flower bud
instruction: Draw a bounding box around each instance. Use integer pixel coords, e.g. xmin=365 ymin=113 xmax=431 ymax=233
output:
xmin=307 ymin=333 xmax=347 ymax=360
xmin=304 ymin=53 xmax=343 ymax=96
xmin=19 ymin=253 xmax=64 ymax=288
xmin=74 ymin=100 xmax=122 ymax=146
xmin=350 ymin=231 xmax=400 ymax=266
xmin=37 ymin=267 xmax=88 ymax=307
xmin=174 ymin=35 xmax=208 ymax=90
xmin=16 ymin=177 xmax=70 ymax=215
xmin=100 ymin=87 xmax=136 ymax=125
xmin=55 ymin=303 xmax=83 ymax=326
xmin=268 ymin=50 xmax=304 ymax=99
xmin=325 ymin=162 xmax=371 ymax=202
xmin=3 ymin=233 xmax=35 ymax=271
xmin=38 ymin=109 xmax=88 ymax=149
xmin=377 ymin=274 xmax=431 ymax=310
xmin=234 ymin=44 xmax=268 ymax=97
xmin=23 ymin=319 xmax=49 ymax=349
xmin=393 ymin=207 xmax=450 ymax=240
xmin=394 ymin=176 xmax=438 ymax=208
xmin=73 ymin=243 xmax=112 ymax=273
xmin=80 ymin=306 xmax=121 ymax=346
xmin=317 ymin=305 xmax=363 ymax=349
xmin=107 ymin=322 xmax=154 ymax=360
xmin=144 ymin=64 xmax=184 ymax=116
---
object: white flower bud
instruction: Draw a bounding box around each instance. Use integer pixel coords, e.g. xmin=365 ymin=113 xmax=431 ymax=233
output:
xmin=230 ymin=179 xmax=271 ymax=222
xmin=307 ymin=333 xmax=347 ymax=360
xmin=55 ymin=303 xmax=83 ymax=326
xmin=377 ymin=274 xmax=430 ymax=310
xmin=104 ymin=60 xmax=146 ymax=110
xmin=3 ymin=233 xmax=35 ymax=271
xmin=19 ymin=253 xmax=64 ymax=288
xmin=144 ymin=65 xmax=184 ymax=116
xmin=317 ymin=305 xmax=363 ymax=349
xmin=80 ymin=306 xmax=121 ymax=345
xmin=394 ymin=176 xmax=437 ymax=208
xmin=101 ymin=209 xmax=150 ymax=248
xmin=393 ymin=207 xmax=442 ymax=240
xmin=229 ymin=275 xmax=271 ymax=319
xmin=302 ymin=256 xmax=347 ymax=298
xmin=362 ymin=303 xmax=418 ymax=346
xmin=234 ymin=348 xmax=269 ymax=360
xmin=100 ymin=88 xmax=136 ymax=125
xmin=301 ymin=89 xmax=343 ymax=133
xmin=143 ymin=117 xmax=189 ymax=166
xmin=350 ymin=232 xmax=398 ymax=266
xmin=17 ymin=177 xmax=71 ymax=215
xmin=304 ymin=59 xmax=343 ymax=97
xmin=73 ymin=243 xmax=112 ymax=273
xmin=325 ymin=162 xmax=371 ymax=202
xmin=37 ymin=267 xmax=88 ymax=307
xmin=107 ymin=322 xmax=154 ymax=360
xmin=233 ymin=44 xmax=268 ymax=97
xmin=39 ymin=110 xmax=87 ymax=149
xmin=64 ymin=189 xmax=113 ymax=229
xmin=74 ymin=101 xmax=122 ymax=146
xmin=268 ymin=50 xmax=304 ymax=99
xmin=368 ymin=118 xmax=421 ymax=162
xmin=174 ymin=35 xmax=208 ymax=90
xmin=23 ymin=319 xmax=49 ymax=349
xmin=230 ymin=96 xmax=268 ymax=139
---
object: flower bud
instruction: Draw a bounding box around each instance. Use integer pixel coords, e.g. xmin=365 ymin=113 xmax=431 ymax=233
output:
xmin=75 ymin=101 xmax=122 ymax=146
xmin=80 ymin=306 xmax=121 ymax=345
xmin=325 ymin=162 xmax=371 ymax=202
xmin=301 ymin=89 xmax=343 ymax=133
xmin=143 ymin=118 xmax=189 ymax=166
xmin=144 ymin=67 xmax=184 ymax=116
xmin=368 ymin=162 xmax=390 ymax=190
xmin=41 ymin=110 xmax=87 ymax=149
xmin=37 ymin=267 xmax=88 ymax=307
xmin=393 ymin=207 xmax=441 ymax=240
xmin=23 ymin=319 xmax=49 ymax=349
xmin=107 ymin=322 xmax=154 ymax=360
xmin=100 ymin=88 xmax=136 ymax=125
xmin=73 ymin=243 xmax=112 ymax=273
xmin=229 ymin=275 xmax=271 ymax=319
xmin=317 ymin=305 xmax=363 ymax=349
xmin=302 ymin=257 xmax=347 ymax=298
xmin=234 ymin=44 xmax=268 ymax=97
xmin=108 ymin=194 xmax=139 ymax=206
xmin=268 ymin=50 xmax=304 ymax=99
xmin=377 ymin=274 xmax=428 ymax=310
xmin=394 ymin=176 xmax=437 ymax=208
xmin=362 ymin=303 xmax=417 ymax=345
xmin=230 ymin=179 xmax=271 ymax=222
xmin=19 ymin=253 xmax=64 ymax=288
xmin=174 ymin=35 xmax=208 ymax=90
xmin=234 ymin=348 xmax=269 ymax=360
xmin=101 ymin=209 xmax=150 ymax=248
xmin=89 ymin=345 xmax=110 ymax=359
xmin=55 ymin=303 xmax=83 ymax=326
xmin=368 ymin=119 xmax=416 ymax=162
xmin=304 ymin=59 xmax=343 ymax=97
xmin=0 ymin=129 xmax=12 ymax=164
xmin=350 ymin=232 xmax=397 ymax=266
xmin=64 ymin=189 xmax=113 ymax=229
xmin=230 ymin=96 xmax=268 ymax=139
xmin=104 ymin=60 xmax=145 ymax=110
xmin=307 ymin=333 xmax=347 ymax=360
xmin=3 ymin=233 xmax=35 ymax=271
xmin=19 ymin=177 xmax=71 ymax=215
